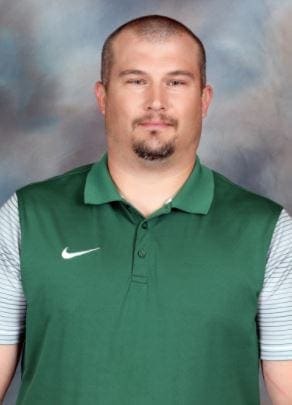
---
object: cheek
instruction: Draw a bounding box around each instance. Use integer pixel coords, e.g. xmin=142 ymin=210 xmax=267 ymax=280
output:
xmin=177 ymin=104 xmax=202 ymax=124
xmin=175 ymin=104 xmax=203 ymax=136
xmin=105 ymin=101 xmax=138 ymax=133
xmin=173 ymin=93 xmax=202 ymax=114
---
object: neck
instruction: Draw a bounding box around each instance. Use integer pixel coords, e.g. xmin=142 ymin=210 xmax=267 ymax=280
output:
xmin=107 ymin=151 xmax=196 ymax=217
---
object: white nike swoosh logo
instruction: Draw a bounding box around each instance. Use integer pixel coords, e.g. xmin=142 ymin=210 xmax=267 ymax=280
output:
xmin=61 ymin=246 xmax=101 ymax=259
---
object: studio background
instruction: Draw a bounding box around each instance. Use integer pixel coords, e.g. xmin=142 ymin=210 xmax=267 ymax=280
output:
xmin=1 ymin=1 xmax=291 ymax=404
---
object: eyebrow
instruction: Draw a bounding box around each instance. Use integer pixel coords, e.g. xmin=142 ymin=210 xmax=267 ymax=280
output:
xmin=118 ymin=69 xmax=146 ymax=77
xmin=166 ymin=70 xmax=195 ymax=79
xmin=118 ymin=69 xmax=195 ymax=79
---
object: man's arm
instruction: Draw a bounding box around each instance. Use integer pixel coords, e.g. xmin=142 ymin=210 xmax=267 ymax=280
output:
xmin=257 ymin=209 xmax=292 ymax=404
xmin=0 ymin=342 xmax=23 ymax=402
xmin=0 ymin=194 xmax=26 ymax=402
xmin=262 ymin=360 xmax=292 ymax=404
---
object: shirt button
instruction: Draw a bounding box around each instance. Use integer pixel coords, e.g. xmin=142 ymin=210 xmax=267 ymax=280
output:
xmin=138 ymin=249 xmax=146 ymax=258
xmin=141 ymin=222 xmax=148 ymax=229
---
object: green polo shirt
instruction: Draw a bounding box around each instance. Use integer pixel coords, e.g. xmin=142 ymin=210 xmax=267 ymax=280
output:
xmin=16 ymin=153 xmax=281 ymax=405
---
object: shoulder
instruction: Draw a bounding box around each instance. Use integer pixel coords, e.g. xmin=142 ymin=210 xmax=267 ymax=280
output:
xmin=16 ymin=163 xmax=93 ymax=202
xmin=211 ymin=168 xmax=282 ymax=218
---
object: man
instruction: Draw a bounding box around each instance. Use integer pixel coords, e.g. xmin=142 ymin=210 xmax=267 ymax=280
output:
xmin=0 ymin=15 xmax=292 ymax=405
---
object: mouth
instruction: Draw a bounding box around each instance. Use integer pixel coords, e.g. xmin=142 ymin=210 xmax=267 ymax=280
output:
xmin=138 ymin=121 xmax=173 ymax=129
xmin=133 ymin=115 xmax=177 ymax=131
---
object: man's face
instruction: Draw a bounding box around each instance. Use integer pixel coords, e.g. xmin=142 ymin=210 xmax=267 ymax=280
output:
xmin=95 ymin=30 xmax=212 ymax=163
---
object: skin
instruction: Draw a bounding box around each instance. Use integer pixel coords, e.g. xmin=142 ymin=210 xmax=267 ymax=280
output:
xmin=0 ymin=342 xmax=23 ymax=401
xmin=95 ymin=30 xmax=213 ymax=216
xmin=261 ymin=361 xmax=292 ymax=404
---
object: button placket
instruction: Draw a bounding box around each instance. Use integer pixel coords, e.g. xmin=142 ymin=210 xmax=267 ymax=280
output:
xmin=131 ymin=221 xmax=150 ymax=283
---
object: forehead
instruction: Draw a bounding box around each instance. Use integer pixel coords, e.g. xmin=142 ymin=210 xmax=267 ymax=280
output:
xmin=110 ymin=30 xmax=201 ymax=73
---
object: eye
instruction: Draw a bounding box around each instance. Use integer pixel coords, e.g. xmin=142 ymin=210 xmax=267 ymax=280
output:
xmin=168 ymin=80 xmax=186 ymax=86
xmin=126 ymin=79 xmax=147 ymax=85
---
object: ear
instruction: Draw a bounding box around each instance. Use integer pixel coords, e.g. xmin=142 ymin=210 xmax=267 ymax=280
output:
xmin=95 ymin=81 xmax=106 ymax=115
xmin=201 ymin=84 xmax=213 ymax=118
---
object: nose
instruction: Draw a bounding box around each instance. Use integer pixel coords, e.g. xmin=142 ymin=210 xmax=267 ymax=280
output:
xmin=145 ymin=83 xmax=167 ymax=112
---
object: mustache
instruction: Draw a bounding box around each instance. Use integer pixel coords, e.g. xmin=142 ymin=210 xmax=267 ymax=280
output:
xmin=133 ymin=114 xmax=178 ymax=128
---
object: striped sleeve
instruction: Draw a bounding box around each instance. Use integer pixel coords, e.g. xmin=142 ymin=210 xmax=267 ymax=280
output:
xmin=0 ymin=193 xmax=26 ymax=344
xmin=258 ymin=208 xmax=292 ymax=360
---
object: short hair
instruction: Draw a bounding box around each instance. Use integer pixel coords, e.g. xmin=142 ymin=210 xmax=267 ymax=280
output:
xmin=101 ymin=15 xmax=207 ymax=88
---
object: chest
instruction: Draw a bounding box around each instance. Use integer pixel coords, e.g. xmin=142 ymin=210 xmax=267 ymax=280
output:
xmin=21 ymin=206 xmax=263 ymax=333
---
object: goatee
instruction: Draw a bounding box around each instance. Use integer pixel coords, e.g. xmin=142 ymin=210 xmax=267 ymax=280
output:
xmin=132 ymin=138 xmax=175 ymax=161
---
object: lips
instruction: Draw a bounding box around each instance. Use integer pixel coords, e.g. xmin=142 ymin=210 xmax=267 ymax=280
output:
xmin=133 ymin=115 xmax=177 ymax=129
xmin=140 ymin=121 xmax=172 ymax=127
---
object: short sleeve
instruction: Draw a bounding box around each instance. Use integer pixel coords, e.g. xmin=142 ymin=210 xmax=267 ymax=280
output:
xmin=0 ymin=193 xmax=26 ymax=344
xmin=257 ymin=208 xmax=292 ymax=360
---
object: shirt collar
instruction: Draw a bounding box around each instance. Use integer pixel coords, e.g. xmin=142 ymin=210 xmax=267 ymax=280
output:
xmin=171 ymin=156 xmax=214 ymax=215
xmin=84 ymin=153 xmax=214 ymax=215
xmin=84 ymin=153 xmax=123 ymax=205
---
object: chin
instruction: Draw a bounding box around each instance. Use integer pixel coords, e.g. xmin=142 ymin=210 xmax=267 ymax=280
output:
xmin=132 ymin=142 xmax=175 ymax=161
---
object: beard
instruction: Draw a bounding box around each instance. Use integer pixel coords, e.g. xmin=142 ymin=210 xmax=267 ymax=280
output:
xmin=131 ymin=114 xmax=177 ymax=161
xmin=132 ymin=130 xmax=176 ymax=161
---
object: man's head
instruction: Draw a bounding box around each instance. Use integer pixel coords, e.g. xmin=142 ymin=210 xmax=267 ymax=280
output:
xmin=101 ymin=15 xmax=207 ymax=90
xmin=95 ymin=15 xmax=213 ymax=164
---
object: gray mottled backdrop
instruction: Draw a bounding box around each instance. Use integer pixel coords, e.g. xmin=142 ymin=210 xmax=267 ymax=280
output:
xmin=1 ymin=0 xmax=291 ymax=404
